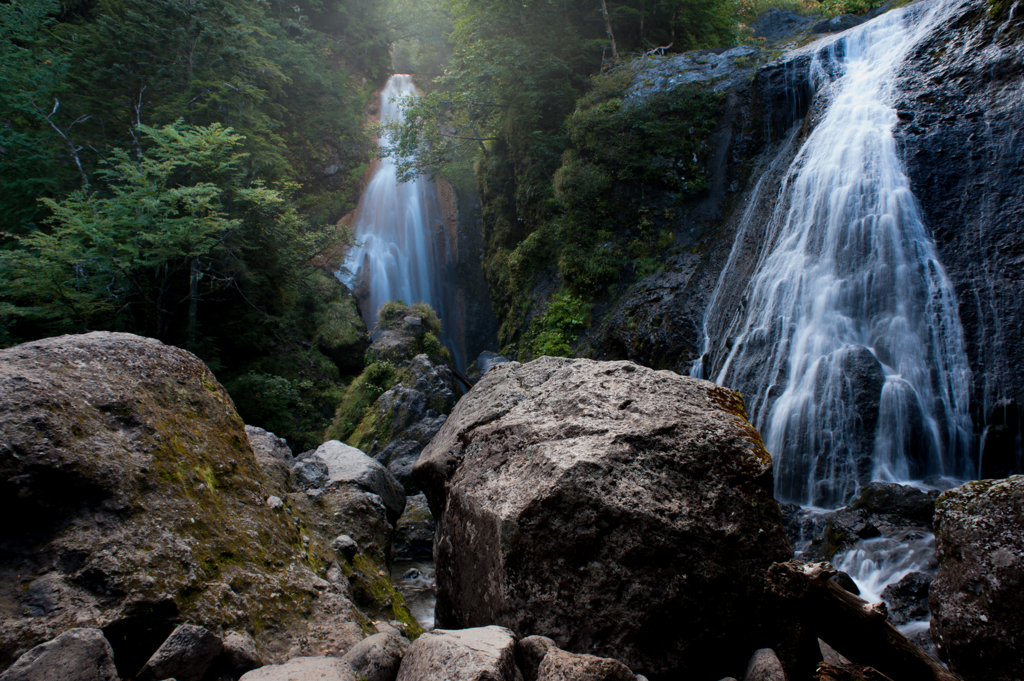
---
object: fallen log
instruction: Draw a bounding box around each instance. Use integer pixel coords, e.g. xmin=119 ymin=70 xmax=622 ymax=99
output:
xmin=767 ymin=560 xmax=959 ymax=681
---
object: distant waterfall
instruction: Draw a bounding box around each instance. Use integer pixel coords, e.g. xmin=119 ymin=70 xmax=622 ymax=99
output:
xmin=340 ymin=75 xmax=460 ymax=365
xmin=698 ymin=1 xmax=973 ymax=508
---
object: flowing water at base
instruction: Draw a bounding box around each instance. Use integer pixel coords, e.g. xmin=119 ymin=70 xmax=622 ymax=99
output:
xmin=391 ymin=559 xmax=436 ymax=630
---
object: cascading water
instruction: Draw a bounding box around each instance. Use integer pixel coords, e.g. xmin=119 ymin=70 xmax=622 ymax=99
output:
xmin=340 ymin=75 xmax=460 ymax=365
xmin=694 ymin=0 xmax=973 ymax=631
xmin=699 ymin=0 xmax=973 ymax=509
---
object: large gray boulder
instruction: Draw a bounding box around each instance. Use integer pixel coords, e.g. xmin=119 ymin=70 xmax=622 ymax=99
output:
xmin=931 ymin=476 xmax=1024 ymax=681
xmin=307 ymin=441 xmax=406 ymax=523
xmin=536 ymin=648 xmax=636 ymax=681
xmin=136 ymin=624 xmax=222 ymax=681
xmin=339 ymin=632 xmax=406 ymax=681
xmin=0 ymin=332 xmax=368 ymax=672
xmin=0 ymin=628 xmax=117 ymax=681
xmin=395 ymin=627 xmax=518 ymax=681
xmin=414 ymin=357 xmax=792 ymax=679
xmin=239 ymin=657 xmax=355 ymax=681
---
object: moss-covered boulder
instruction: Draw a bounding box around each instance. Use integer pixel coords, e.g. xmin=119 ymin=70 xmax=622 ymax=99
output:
xmin=414 ymin=356 xmax=792 ymax=680
xmin=0 ymin=332 xmax=368 ymax=676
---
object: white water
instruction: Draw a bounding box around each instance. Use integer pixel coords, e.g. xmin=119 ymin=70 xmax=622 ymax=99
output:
xmin=701 ymin=1 xmax=973 ymax=509
xmin=340 ymin=75 xmax=459 ymax=363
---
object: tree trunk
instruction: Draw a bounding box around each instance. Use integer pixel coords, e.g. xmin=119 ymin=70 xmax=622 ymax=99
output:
xmin=766 ymin=560 xmax=960 ymax=681
xmin=599 ymin=0 xmax=619 ymax=62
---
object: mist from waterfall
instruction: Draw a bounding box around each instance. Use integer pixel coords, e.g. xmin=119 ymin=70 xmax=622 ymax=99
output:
xmin=696 ymin=1 xmax=973 ymax=509
xmin=340 ymin=74 xmax=460 ymax=366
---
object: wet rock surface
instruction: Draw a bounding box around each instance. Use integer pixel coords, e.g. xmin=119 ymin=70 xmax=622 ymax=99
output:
xmin=881 ymin=572 xmax=931 ymax=626
xmin=894 ymin=0 xmax=1024 ymax=476
xmin=393 ymin=493 xmax=435 ymax=561
xmin=415 ymin=357 xmax=791 ymax=679
xmin=0 ymin=332 xmax=369 ymax=672
xmin=930 ymin=476 xmax=1024 ymax=681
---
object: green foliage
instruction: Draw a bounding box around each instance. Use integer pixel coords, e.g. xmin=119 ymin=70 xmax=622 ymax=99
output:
xmin=377 ymin=300 xmax=410 ymax=330
xmin=325 ymin=360 xmax=399 ymax=443
xmin=521 ymin=290 xmax=592 ymax=360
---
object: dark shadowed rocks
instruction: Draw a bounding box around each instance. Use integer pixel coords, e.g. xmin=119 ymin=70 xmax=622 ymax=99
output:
xmin=895 ymin=0 xmax=1024 ymax=476
xmin=136 ymin=624 xmax=222 ymax=681
xmin=393 ymin=493 xmax=435 ymax=561
xmin=518 ymin=635 xmax=558 ymax=681
xmin=881 ymin=572 xmax=931 ymax=626
xmin=414 ymin=357 xmax=791 ymax=679
xmin=0 ymin=628 xmax=117 ymax=681
xmin=394 ymin=626 xmax=518 ymax=681
xmin=930 ymin=476 xmax=1024 ymax=681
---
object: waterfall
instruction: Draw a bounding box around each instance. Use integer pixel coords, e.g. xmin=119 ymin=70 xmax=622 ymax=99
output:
xmin=339 ymin=75 xmax=461 ymax=366
xmin=698 ymin=1 xmax=973 ymax=509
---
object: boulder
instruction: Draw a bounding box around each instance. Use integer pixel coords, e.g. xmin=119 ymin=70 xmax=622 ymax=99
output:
xmin=811 ymin=14 xmax=863 ymax=33
xmin=307 ymin=441 xmax=406 ymax=523
xmin=752 ymin=8 xmax=818 ymax=44
xmin=930 ymin=476 xmax=1024 ymax=681
xmin=393 ymin=493 xmax=436 ymax=561
xmin=881 ymin=572 xmax=931 ymax=626
xmin=394 ymin=627 xmax=518 ymax=681
xmin=536 ymin=648 xmax=636 ymax=681
xmin=136 ymin=624 xmax=222 ymax=681
xmin=331 ymin=534 xmax=360 ymax=561
xmin=239 ymin=657 xmax=355 ymax=681
xmin=742 ymin=648 xmax=786 ymax=681
xmin=414 ymin=357 xmax=792 ymax=679
xmin=0 ymin=332 xmax=368 ymax=672
xmin=339 ymin=632 xmax=406 ymax=681
xmin=517 ymin=635 xmax=557 ymax=681
xmin=244 ymin=425 xmax=294 ymax=492
xmin=219 ymin=631 xmax=262 ymax=676
xmin=0 ymin=628 xmax=117 ymax=681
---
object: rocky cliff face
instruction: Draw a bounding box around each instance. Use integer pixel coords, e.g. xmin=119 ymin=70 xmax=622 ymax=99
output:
xmin=893 ymin=0 xmax=1024 ymax=477
xmin=0 ymin=333 xmax=368 ymax=675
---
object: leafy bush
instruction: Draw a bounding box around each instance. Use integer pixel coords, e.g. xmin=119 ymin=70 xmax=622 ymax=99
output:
xmin=522 ymin=290 xmax=592 ymax=360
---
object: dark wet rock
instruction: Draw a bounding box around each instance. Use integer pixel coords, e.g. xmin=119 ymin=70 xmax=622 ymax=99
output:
xmin=339 ymin=632 xmax=406 ymax=681
xmin=414 ymin=357 xmax=791 ymax=679
xmin=894 ymin=0 xmax=1024 ymax=475
xmin=832 ymin=571 xmax=860 ymax=596
xmin=536 ymin=647 xmax=637 ymax=681
xmin=239 ymin=657 xmax=355 ymax=681
xmin=812 ymin=14 xmax=863 ymax=33
xmin=517 ymin=635 xmax=557 ymax=681
xmin=136 ymin=624 xmax=222 ymax=681
xmin=393 ymin=494 xmax=435 ymax=561
xmin=881 ymin=572 xmax=931 ymax=626
xmin=752 ymin=8 xmax=819 ymax=44
xmin=468 ymin=351 xmax=512 ymax=383
xmin=742 ymin=648 xmax=786 ymax=681
xmin=245 ymin=426 xmax=294 ymax=492
xmin=0 ymin=332 xmax=368 ymax=671
xmin=0 ymin=628 xmax=117 ymax=681
xmin=931 ymin=476 xmax=1024 ymax=681
xmin=848 ymin=483 xmax=939 ymax=526
xmin=395 ymin=626 xmax=518 ymax=681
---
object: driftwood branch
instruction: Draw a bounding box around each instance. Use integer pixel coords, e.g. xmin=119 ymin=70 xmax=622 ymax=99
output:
xmin=766 ymin=560 xmax=959 ymax=681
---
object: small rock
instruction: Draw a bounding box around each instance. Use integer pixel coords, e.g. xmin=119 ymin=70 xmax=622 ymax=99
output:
xmin=136 ymin=624 xmax=223 ymax=681
xmin=881 ymin=572 xmax=931 ymax=625
xmin=832 ymin=571 xmax=860 ymax=596
xmin=331 ymin=534 xmax=359 ymax=560
xmin=742 ymin=648 xmax=786 ymax=681
xmin=0 ymin=628 xmax=117 ymax=681
xmin=339 ymin=632 xmax=406 ymax=681
xmin=517 ymin=635 xmax=557 ymax=681
xmin=239 ymin=657 xmax=354 ymax=681
xmin=266 ymin=495 xmax=284 ymax=510
xmin=245 ymin=425 xmax=294 ymax=491
xmin=292 ymin=458 xmax=330 ymax=491
xmin=536 ymin=647 xmax=637 ymax=681
xmin=395 ymin=626 xmax=518 ymax=681
xmin=818 ymin=639 xmax=850 ymax=666
xmin=220 ymin=631 xmax=262 ymax=676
